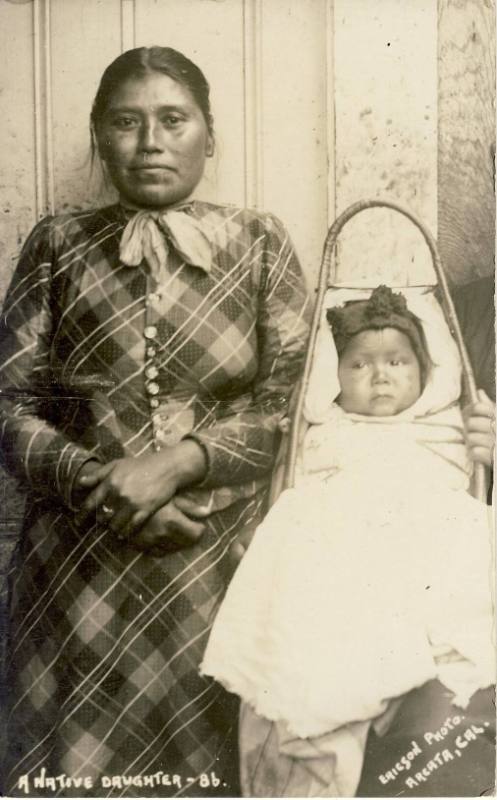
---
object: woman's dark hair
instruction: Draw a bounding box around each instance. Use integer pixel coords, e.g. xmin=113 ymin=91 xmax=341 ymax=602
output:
xmin=90 ymin=46 xmax=214 ymax=158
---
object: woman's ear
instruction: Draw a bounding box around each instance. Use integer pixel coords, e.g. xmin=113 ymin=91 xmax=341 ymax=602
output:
xmin=93 ymin=126 xmax=111 ymax=164
xmin=98 ymin=141 xmax=109 ymax=164
xmin=205 ymin=135 xmax=215 ymax=158
xmin=205 ymin=116 xmax=215 ymax=157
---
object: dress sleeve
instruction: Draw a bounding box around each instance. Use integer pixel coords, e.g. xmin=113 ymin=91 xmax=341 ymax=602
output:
xmin=187 ymin=213 xmax=311 ymax=489
xmin=0 ymin=219 xmax=100 ymax=509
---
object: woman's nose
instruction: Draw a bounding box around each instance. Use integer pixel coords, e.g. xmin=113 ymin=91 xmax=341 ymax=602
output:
xmin=140 ymin=120 xmax=164 ymax=152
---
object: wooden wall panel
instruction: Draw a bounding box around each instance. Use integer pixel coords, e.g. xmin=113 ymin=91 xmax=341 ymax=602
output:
xmin=0 ymin=1 xmax=36 ymax=299
xmin=333 ymin=0 xmax=439 ymax=286
xmin=438 ymin=0 xmax=496 ymax=285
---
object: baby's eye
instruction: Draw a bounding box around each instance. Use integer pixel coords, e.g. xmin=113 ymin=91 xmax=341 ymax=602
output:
xmin=352 ymin=361 xmax=368 ymax=369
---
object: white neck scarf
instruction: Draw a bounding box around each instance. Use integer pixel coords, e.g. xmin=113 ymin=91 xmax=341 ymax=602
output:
xmin=119 ymin=206 xmax=212 ymax=286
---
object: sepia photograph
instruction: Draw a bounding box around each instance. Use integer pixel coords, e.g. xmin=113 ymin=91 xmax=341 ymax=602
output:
xmin=0 ymin=0 xmax=495 ymax=797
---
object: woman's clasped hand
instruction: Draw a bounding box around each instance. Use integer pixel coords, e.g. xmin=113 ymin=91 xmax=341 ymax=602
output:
xmin=76 ymin=439 xmax=207 ymax=549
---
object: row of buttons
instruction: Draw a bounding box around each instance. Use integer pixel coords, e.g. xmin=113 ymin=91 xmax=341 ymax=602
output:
xmin=144 ymin=325 xmax=160 ymax=409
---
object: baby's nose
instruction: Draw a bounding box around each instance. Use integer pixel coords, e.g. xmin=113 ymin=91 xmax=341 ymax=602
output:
xmin=372 ymin=363 xmax=389 ymax=382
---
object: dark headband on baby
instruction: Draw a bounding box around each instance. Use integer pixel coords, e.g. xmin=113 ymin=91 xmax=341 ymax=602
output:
xmin=326 ymin=285 xmax=432 ymax=386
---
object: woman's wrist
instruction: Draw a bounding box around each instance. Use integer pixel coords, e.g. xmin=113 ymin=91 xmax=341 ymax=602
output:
xmin=166 ymin=439 xmax=207 ymax=490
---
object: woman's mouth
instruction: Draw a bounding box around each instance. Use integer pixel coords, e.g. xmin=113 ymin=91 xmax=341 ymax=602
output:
xmin=131 ymin=165 xmax=176 ymax=172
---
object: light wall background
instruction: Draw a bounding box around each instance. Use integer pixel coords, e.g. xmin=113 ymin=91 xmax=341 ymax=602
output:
xmin=0 ymin=0 xmax=495 ymax=553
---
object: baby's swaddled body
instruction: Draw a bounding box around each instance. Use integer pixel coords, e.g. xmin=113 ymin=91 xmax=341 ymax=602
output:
xmin=201 ymin=286 xmax=495 ymax=797
xmin=202 ymin=401 xmax=494 ymax=740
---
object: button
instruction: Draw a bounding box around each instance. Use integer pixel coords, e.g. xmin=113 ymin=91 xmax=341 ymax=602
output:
xmin=147 ymin=292 xmax=161 ymax=304
xmin=145 ymin=365 xmax=159 ymax=380
xmin=146 ymin=381 xmax=160 ymax=396
xmin=155 ymin=444 xmax=162 ymax=452
xmin=150 ymin=398 xmax=159 ymax=408
xmin=146 ymin=347 xmax=157 ymax=357
xmin=144 ymin=325 xmax=158 ymax=339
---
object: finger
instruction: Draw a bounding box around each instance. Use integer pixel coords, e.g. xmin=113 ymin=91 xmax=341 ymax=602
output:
xmin=77 ymin=483 xmax=124 ymax=529
xmin=234 ymin=523 xmax=256 ymax=552
xmin=173 ymin=494 xmax=213 ymax=518
xmin=76 ymin=472 xmax=101 ymax=489
xmin=466 ymin=431 xmax=495 ymax=448
xmin=78 ymin=462 xmax=114 ymax=486
xmin=229 ymin=542 xmax=246 ymax=564
xmin=132 ymin=530 xmax=179 ymax=555
xmin=464 ymin=403 xmax=495 ymax=421
xmin=75 ymin=488 xmax=111 ymax=526
xmin=128 ymin=507 xmax=205 ymax=551
xmin=107 ymin=505 xmax=134 ymax=538
xmin=465 ymin=417 xmax=495 ymax=435
xmin=166 ymin=516 xmax=205 ymax=546
xmin=151 ymin=506 xmax=205 ymax=547
xmin=473 ymin=402 xmax=495 ymax=418
xmin=79 ymin=481 xmax=113 ymax=516
xmin=477 ymin=389 xmax=493 ymax=405
xmin=469 ymin=445 xmax=494 ymax=468
xmin=110 ymin=508 xmax=151 ymax=541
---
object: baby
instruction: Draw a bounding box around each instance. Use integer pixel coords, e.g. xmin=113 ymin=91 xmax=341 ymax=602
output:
xmin=201 ymin=286 xmax=495 ymax=797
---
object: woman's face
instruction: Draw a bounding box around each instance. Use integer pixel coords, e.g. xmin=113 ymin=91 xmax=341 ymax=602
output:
xmin=97 ymin=71 xmax=213 ymax=208
xmin=337 ymin=328 xmax=422 ymax=416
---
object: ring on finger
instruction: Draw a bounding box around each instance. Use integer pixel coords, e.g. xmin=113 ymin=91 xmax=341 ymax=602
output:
xmin=101 ymin=503 xmax=115 ymax=518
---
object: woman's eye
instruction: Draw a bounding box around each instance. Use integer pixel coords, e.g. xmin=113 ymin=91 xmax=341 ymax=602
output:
xmin=163 ymin=114 xmax=183 ymax=128
xmin=389 ymin=359 xmax=403 ymax=366
xmin=112 ymin=116 xmax=138 ymax=129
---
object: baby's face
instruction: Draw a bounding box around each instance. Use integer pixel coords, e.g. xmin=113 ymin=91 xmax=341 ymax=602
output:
xmin=337 ymin=328 xmax=422 ymax=416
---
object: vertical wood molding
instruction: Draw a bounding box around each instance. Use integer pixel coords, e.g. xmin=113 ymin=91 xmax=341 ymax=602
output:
xmin=121 ymin=0 xmax=136 ymax=52
xmin=242 ymin=0 xmax=263 ymax=208
xmin=33 ymin=0 xmax=54 ymax=219
xmin=325 ymin=0 xmax=335 ymax=228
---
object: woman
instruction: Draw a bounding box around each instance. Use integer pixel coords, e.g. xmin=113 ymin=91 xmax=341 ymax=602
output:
xmin=0 ymin=46 xmax=310 ymax=797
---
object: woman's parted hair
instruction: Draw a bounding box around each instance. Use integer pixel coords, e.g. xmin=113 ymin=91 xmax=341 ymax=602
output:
xmin=90 ymin=46 xmax=214 ymax=155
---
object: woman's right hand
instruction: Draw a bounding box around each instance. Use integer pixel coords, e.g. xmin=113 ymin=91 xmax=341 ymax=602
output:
xmin=129 ymin=501 xmax=206 ymax=556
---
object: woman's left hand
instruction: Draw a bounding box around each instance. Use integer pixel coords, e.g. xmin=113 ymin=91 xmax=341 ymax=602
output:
xmin=77 ymin=440 xmax=206 ymax=536
xmin=130 ymin=501 xmax=206 ymax=556
xmin=462 ymin=390 xmax=496 ymax=468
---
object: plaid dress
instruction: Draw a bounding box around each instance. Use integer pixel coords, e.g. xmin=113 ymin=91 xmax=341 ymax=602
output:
xmin=0 ymin=202 xmax=310 ymax=797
